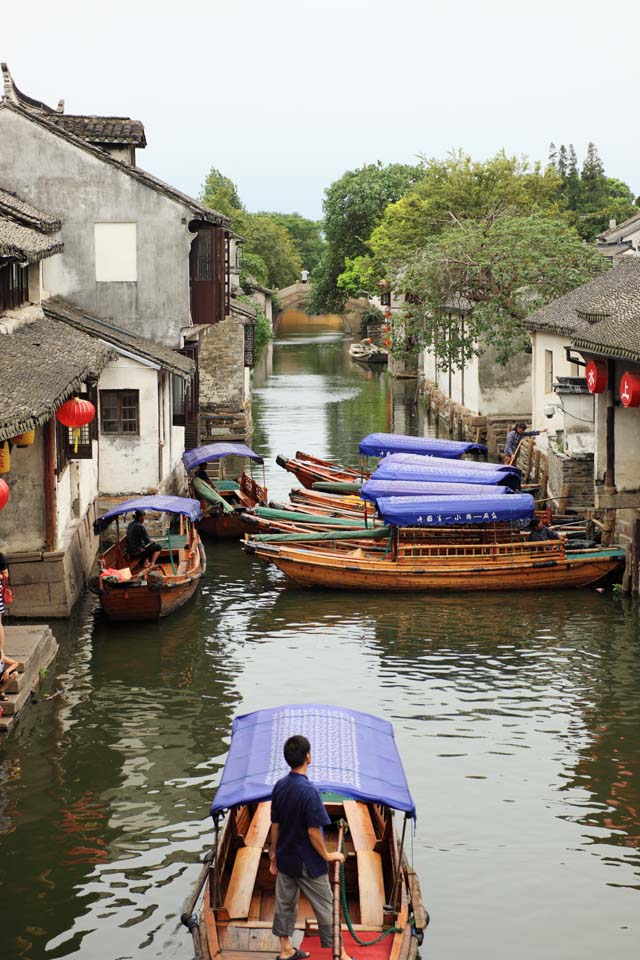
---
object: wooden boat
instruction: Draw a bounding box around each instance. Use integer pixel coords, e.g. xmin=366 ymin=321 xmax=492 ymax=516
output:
xmin=349 ymin=340 xmax=389 ymax=365
xmin=183 ymin=443 xmax=267 ymax=540
xmin=245 ymin=494 xmax=625 ymax=592
xmin=181 ymin=704 xmax=428 ymax=960
xmin=277 ymin=451 xmax=363 ymax=489
xmin=91 ymin=496 xmax=206 ymax=621
xmin=277 ymin=446 xmax=520 ymax=492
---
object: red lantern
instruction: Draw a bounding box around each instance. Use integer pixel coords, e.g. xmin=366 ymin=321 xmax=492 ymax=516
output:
xmin=56 ymin=398 xmax=96 ymax=453
xmin=0 ymin=478 xmax=9 ymax=510
xmin=620 ymin=371 xmax=640 ymax=408
xmin=586 ymin=359 xmax=607 ymax=394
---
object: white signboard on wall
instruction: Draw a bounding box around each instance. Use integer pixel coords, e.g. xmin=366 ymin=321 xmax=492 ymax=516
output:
xmin=94 ymin=222 xmax=137 ymax=282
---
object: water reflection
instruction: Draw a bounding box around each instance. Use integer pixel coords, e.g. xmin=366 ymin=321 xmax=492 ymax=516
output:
xmin=0 ymin=329 xmax=639 ymax=959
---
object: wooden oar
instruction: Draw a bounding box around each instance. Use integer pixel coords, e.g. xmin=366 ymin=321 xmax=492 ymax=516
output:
xmin=332 ymin=821 xmax=346 ymax=960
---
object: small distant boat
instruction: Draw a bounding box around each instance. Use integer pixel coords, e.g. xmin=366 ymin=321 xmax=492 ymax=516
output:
xmin=183 ymin=443 xmax=268 ymax=540
xmin=349 ymin=339 xmax=389 ymax=365
xmin=181 ymin=703 xmax=428 ymax=960
xmin=91 ymin=496 xmax=205 ymax=620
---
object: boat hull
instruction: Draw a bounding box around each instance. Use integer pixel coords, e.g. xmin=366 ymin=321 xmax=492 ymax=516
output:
xmin=98 ymin=576 xmax=201 ymax=620
xmin=253 ymin=545 xmax=624 ymax=592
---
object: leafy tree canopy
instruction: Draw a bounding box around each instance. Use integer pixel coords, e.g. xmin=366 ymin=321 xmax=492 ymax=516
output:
xmin=200 ymin=165 xmax=303 ymax=289
xmin=310 ymin=161 xmax=425 ymax=313
xmin=201 ymin=167 xmax=244 ymax=220
xmin=547 ymin=142 xmax=638 ymax=239
xmin=258 ymin=211 xmax=324 ymax=273
xmin=338 ymin=151 xmax=565 ymax=297
xmin=237 ymin=213 xmax=302 ymax=290
xmin=398 ymin=212 xmax=607 ymax=368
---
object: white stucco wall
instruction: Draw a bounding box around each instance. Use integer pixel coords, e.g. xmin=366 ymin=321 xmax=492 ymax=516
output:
xmin=530 ymin=331 xmax=585 ymax=442
xmin=0 ymin=107 xmax=194 ymax=346
xmin=55 ymin=454 xmax=99 ymax=550
xmin=97 ymin=357 xmax=160 ymax=494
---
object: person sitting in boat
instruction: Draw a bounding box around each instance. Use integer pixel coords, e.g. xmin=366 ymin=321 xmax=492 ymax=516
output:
xmin=196 ymin=463 xmax=211 ymax=483
xmin=269 ymin=734 xmax=353 ymax=960
xmin=503 ymin=422 xmax=547 ymax=464
xmin=125 ymin=510 xmax=162 ymax=567
xmin=529 ymin=516 xmax=565 ymax=542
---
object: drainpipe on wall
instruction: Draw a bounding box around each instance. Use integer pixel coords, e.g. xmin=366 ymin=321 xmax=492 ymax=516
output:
xmin=157 ymin=373 xmax=164 ymax=489
xmin=605 ymin=358 xmax=615 ymax=489
xmin=44 ymin=418 xmax=57 ymax=552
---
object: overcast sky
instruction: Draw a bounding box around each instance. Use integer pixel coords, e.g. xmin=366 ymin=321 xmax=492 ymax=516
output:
xmin=3 ymin=0 xmax=638 ymax=221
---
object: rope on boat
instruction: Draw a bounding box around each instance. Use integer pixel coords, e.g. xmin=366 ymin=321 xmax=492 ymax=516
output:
xmin=339 ymin=844 xmax=400 ymax=946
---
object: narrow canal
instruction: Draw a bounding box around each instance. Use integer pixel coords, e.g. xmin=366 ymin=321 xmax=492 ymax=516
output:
xmin=2 ymin=328 xmax=640 ymax=960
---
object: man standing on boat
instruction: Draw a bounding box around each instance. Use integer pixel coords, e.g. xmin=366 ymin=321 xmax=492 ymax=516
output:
xmin=270 ymin=735 xmax=353 ymax=960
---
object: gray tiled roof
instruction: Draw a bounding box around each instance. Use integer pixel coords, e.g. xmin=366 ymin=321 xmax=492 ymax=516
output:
xmin=43 ymin=298 xmax=195 ymax=378
xmin=0 ymin=102 xmax=229 ymax=227
xmin=597 ymin=211 xmax=640 ymax=241
xmin=0 ymin=315 xmax=114 ymax=440
xmin=0 ymin=188 xmax=61 ymax=232
xmin=0 ymin=217 xmax=63 ymax=262
xmin=571 ymin=259 xmax=640 ymax=362
xmin=46 ymin=114 xmax=147 ymax=146
xmin=526 ymin=258 xmax=640 ymax=361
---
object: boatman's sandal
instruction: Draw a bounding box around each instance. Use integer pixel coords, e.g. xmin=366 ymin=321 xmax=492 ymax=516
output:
xmin=275 ymin=951 xmax=310 ymax=960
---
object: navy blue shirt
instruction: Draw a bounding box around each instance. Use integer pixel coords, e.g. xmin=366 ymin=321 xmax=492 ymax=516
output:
xmin=271 ymin=772 xmax=331 ymax=878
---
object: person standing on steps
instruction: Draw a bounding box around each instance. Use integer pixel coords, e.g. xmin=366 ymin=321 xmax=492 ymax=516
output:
xmin=269 ymin=734 xmax=355 ymax=960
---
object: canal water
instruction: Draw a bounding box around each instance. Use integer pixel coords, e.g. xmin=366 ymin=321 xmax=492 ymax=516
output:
xmin=1 ymin=330 xmax=639 ymax=960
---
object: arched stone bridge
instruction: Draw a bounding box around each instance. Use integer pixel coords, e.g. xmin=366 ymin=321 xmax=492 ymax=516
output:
xmin=274 ymin=282 xmax=367 ymax=334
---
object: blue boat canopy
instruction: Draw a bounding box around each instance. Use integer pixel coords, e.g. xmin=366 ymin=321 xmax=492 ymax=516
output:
xmin=360 ymin=479 xmax=511 ymax=502
xmin=377 ymin=493 xmax=535 ymax=527
xmin=210 ymin=703 xmax=416 ymax=819
xmin=373 ymin=457 xmax=520 ymax=489
xmin=94 ymin=495 xmax=202 ymax=533
xmin=359 ymin=432 xmax=488 ymax=460
xmin=379 ymin=452 xmax=519 ymax=475
xmin=182 ymin=443 xmax=264 ymax=472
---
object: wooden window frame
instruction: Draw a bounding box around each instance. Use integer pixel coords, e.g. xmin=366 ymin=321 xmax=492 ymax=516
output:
xmin=99 ymin=389 xmax=140 ymax=436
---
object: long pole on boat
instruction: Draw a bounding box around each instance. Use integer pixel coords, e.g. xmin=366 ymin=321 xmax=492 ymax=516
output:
xmin=332 ymin=821 xmax=345 ymax=960
xmin=390 ymin=814 xmax=409 ymax=914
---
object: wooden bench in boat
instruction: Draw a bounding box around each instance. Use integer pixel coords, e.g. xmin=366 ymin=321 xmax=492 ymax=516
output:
xmin=223 ymin=802 xmax=272 ymax=920
xmin=344 ymin=800 xmax=385 ymax=926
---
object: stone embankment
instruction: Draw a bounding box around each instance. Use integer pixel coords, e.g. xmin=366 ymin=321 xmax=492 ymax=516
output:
xmin=0 ymin=625 xmax=59 ymax=734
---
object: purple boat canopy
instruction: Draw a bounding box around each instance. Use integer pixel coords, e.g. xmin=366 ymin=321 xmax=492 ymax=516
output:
xmin=94 ymin=495 xmax=202 ymax=533
xmin=380 ymin=452 xmax=519 ymax=475
xmin=210 ymin=703 xmax=416 ymax=819
xmin=182 ymin=443 xmax=264 ymax=472
xmin=377 ymin=493 xmax=535 ymax=527
xmin=359 ymin=432 xmax=488 ymax=460
xmin=373 ymin=456 xmax=521 ymax=489
xmin=360 ymin=479 xmax=511 ymax=502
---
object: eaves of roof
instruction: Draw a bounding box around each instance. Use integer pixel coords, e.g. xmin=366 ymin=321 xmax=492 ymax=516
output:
xmin=43 ymin=298 xmax=195 ymax=378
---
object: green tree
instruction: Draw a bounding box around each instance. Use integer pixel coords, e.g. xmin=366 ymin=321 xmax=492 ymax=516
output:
xmin=238 ymin=213 xmax=302 ymax=289
xmin=240 ymin=251 xmax=269 ymax=288
xmin=398 ymin=213 xmax=606 ymax=368
xmin=201 ymin=167 xmax=244 ymax=220
xmin=259 ymin=211 xmax=325 ymax=273
xmin=339 ymin=151 xmax=564 ymax=295
xmin=310 ymin=161 xmax=425 ymax=313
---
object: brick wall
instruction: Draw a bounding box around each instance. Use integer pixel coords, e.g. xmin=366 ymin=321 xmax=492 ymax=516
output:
xmin=547 ymin=445 xmax=594 ymax=508
xmin=197 ymin=316 xmax=252 ymax=444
